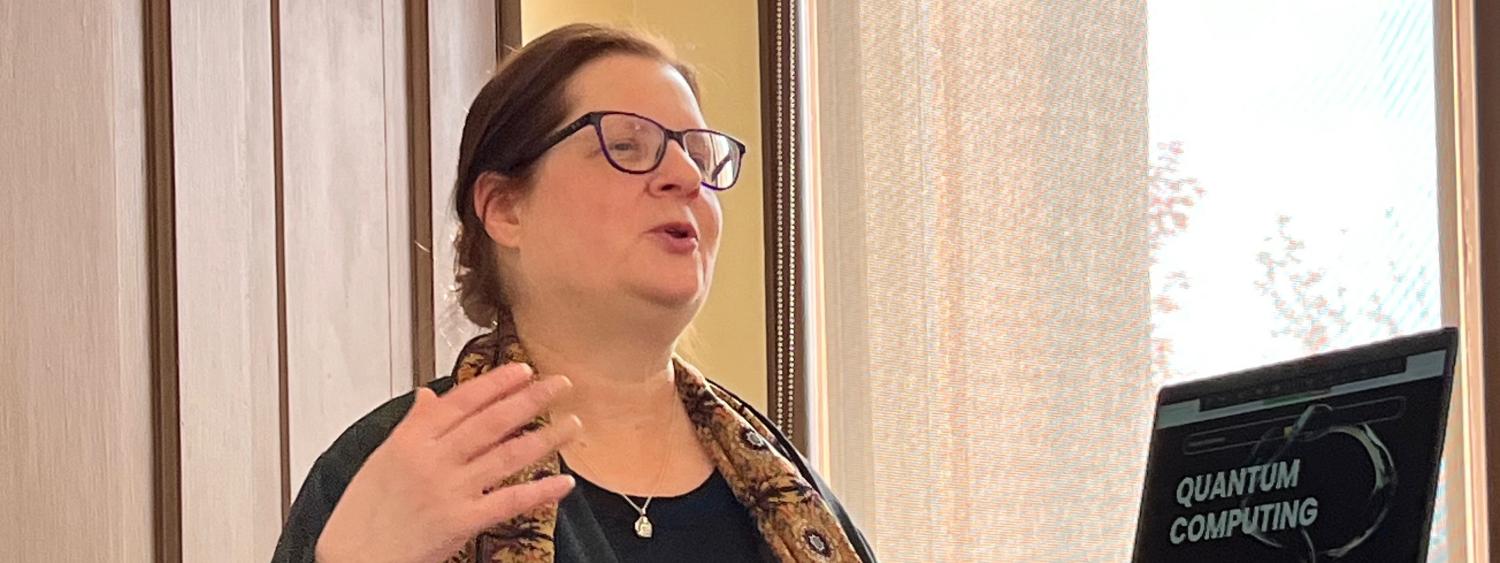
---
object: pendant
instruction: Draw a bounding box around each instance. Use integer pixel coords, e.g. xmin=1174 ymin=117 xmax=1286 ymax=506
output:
xmin=634 ymin=514 xmax=654 ymax=538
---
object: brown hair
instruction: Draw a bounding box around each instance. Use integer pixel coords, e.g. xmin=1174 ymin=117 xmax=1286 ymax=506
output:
xmin=452 ymin=23 xmax=700 ymax=327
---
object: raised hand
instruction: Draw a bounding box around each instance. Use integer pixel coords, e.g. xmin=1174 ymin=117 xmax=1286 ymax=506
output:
xmin=315 ymin=364 xmax=581 ymax=563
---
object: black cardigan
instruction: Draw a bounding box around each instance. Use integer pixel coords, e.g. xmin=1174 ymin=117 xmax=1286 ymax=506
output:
xmin=271 ymin=375 xmax=878 ymax=562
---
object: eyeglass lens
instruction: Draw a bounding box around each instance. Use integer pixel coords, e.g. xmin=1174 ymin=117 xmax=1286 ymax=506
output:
xmin=597 ymin=113 xmax=741 ymax=189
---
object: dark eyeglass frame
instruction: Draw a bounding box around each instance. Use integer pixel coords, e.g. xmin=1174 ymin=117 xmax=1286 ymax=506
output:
xmin=521 ymin=110 xmax=748 ymax=190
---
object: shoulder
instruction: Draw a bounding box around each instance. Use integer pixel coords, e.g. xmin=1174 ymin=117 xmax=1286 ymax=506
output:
xmin=326 ymin=377 xmax=459 ymax=463
xmin=316 ymin=331 xmax=502 ymax=464
xmin=272 ymin=376 xmax=460 ymax=562
xmin=277 ymin=333 xmax=502 ymax=561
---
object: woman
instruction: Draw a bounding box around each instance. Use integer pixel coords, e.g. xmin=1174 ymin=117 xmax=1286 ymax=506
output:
xmin=273 ymin=23 xmax=875 ymax=563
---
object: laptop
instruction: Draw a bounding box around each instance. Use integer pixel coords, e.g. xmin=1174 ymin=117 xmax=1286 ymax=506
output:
xmin=1132 ymin=327 xmax=1459 ymax=562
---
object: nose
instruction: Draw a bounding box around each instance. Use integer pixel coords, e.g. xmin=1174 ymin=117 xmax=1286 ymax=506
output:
xmin=648 ymin=140 xmax=704 ymax=198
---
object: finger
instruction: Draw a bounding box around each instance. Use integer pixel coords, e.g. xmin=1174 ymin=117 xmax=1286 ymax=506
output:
xmin=424 ymin=363 xmax=535 ymax=436
xmin=463 ymin=475 xmax=576 ymax=532
xmin=466 ymin=414 xmax=582 ymax=490
xmin=446 ymin=375 xmax=572 ymax=461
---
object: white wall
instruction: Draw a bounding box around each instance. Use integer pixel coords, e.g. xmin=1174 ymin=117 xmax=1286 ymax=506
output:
xmin=0 ymin=0 xmax=155 ymax=560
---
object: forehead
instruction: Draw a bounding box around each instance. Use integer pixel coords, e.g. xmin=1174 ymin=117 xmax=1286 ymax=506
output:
xmin=564 ymin=54 xmax=704 ymax=131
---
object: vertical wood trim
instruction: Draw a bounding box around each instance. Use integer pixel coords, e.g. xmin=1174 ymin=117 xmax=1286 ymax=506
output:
xmin=270 ymin=0 xmax=292 ymax=519
xmin=759 ymin=0 xmax=808 ymax=451
xmin=143 ymin=0 xmax=182 ymax=560
xmin=1435 ymin=0 xmax=1466 ymax=558
xmin=1439 ymin=0 xmax=1488 ymax=559
xmin=408 ymin=0 xmax=436 ymax=387
xmin=1476 ymin=0 xmax=1500 ymax=551
xmin=498 ymin=0 xmax=522 ymax=54
xmin=1437 ymin=0 xmax=1463 ymax=336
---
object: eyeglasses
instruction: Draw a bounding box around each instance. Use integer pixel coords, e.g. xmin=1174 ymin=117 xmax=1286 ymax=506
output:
xmin=524 ymin=111 xmax=748 ymax=190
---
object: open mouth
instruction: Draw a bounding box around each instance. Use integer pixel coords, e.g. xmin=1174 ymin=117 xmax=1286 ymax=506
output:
xmin=655 ymin=223 xmax=697 ymax=240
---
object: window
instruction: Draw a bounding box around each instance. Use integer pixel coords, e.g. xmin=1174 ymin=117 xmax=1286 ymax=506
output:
xmin=810 ymin=1 xmax=1458 ymax=559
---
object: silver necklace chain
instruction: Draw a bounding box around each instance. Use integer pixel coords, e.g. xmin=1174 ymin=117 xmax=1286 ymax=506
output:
xmin=565 ymin=401 xmax=680 ymax=539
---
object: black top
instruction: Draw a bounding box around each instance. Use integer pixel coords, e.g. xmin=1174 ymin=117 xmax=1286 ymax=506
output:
xmin=562 ymin=458 xmax=776 ymax=563
xmin=272 ymin=374 xmax=877 ymax=563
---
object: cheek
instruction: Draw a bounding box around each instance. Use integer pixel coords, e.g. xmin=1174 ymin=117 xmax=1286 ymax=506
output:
xmin=700 ymin=195 xmax=725 ymax=248
xmin=524 ymin=187 xmax=617 ymax=266
xmin=554 ymin=197 xmax=624 ymax=254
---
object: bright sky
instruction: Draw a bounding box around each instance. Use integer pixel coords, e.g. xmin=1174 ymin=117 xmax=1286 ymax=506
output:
xmin=1147 ymin=0 xmax=1440 ymax=381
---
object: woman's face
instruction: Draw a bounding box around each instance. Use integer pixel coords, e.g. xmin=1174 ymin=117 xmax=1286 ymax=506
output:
xmin=503 ymin=54 xmax=723 ymax=319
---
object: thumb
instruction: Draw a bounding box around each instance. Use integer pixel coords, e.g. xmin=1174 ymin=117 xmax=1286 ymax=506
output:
xmin=411 ymin=386 xmax=438 ymax=409
xmin=395 ymin=386 xmax=442 ymax=436
xmin=406 ymin=386 xmax=440 ymax=420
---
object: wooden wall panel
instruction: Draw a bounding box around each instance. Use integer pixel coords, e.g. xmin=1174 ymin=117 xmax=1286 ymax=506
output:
xmin=4 ymin=2 xmax=499 ymax=555
xmin=280 ymin=0 xmax=414 ymax=491
xmin=382 ymin=0 xmax=416 ymax=398
xmin=429 ymin=0 xmax=497 ymax=378
xmin=0 ymin=0 xmax=155 ymax=560
xmin=168 ymin=0 xmax=283 ymax=559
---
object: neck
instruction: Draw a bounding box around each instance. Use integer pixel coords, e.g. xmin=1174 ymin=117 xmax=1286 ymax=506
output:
xmin=507 ymin=294 xmax=718 ymax=496
xmin=508 ymin=295 xmax=689 ymax=426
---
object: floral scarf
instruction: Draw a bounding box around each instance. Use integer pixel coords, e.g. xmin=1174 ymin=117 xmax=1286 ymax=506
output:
xmin=442 ymin=332 xmax=861 ymax=562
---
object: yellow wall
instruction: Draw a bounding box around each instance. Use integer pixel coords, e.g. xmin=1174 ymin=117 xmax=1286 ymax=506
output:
xmin=521 ymin=1 xmax=768 ymax=407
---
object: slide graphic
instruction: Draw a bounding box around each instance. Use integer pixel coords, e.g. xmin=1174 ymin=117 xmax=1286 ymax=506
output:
xmin=1135 ymin=352 xmax=1449 ymax=562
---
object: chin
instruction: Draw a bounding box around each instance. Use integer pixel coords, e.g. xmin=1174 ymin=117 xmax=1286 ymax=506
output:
xmin=644 ymin=286 xmax=706 ymax=309
xmin=625 ymin=276 xmax=705 ymax=311
xmin=628 ymin=262 xmax=708 ymax=298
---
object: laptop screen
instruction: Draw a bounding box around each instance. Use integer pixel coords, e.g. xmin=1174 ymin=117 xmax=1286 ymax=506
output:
xmin=1132 ymin=328 xmax=1457 ymax=562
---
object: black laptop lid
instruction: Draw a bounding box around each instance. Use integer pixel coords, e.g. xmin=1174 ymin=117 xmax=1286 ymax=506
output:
xmin=1132 ymin=327 xmax=1458 ymax=562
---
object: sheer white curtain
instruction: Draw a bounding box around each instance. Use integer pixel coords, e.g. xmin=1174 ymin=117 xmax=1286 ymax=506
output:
xmin=811 ymin=0 xmax=1447 ymax=561
xmin=813 ymin=2 xmax=1151 ymax=560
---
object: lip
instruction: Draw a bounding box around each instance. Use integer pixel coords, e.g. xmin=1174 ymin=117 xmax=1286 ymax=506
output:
xmin=648 ymin=221 xmax=698 ymax=240
xmin=647 ymin=221 xmax=699 ymax=254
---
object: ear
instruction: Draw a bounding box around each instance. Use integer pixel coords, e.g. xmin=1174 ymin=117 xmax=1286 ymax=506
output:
xmin=473 ymin=172 xmax=526 ymax=249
